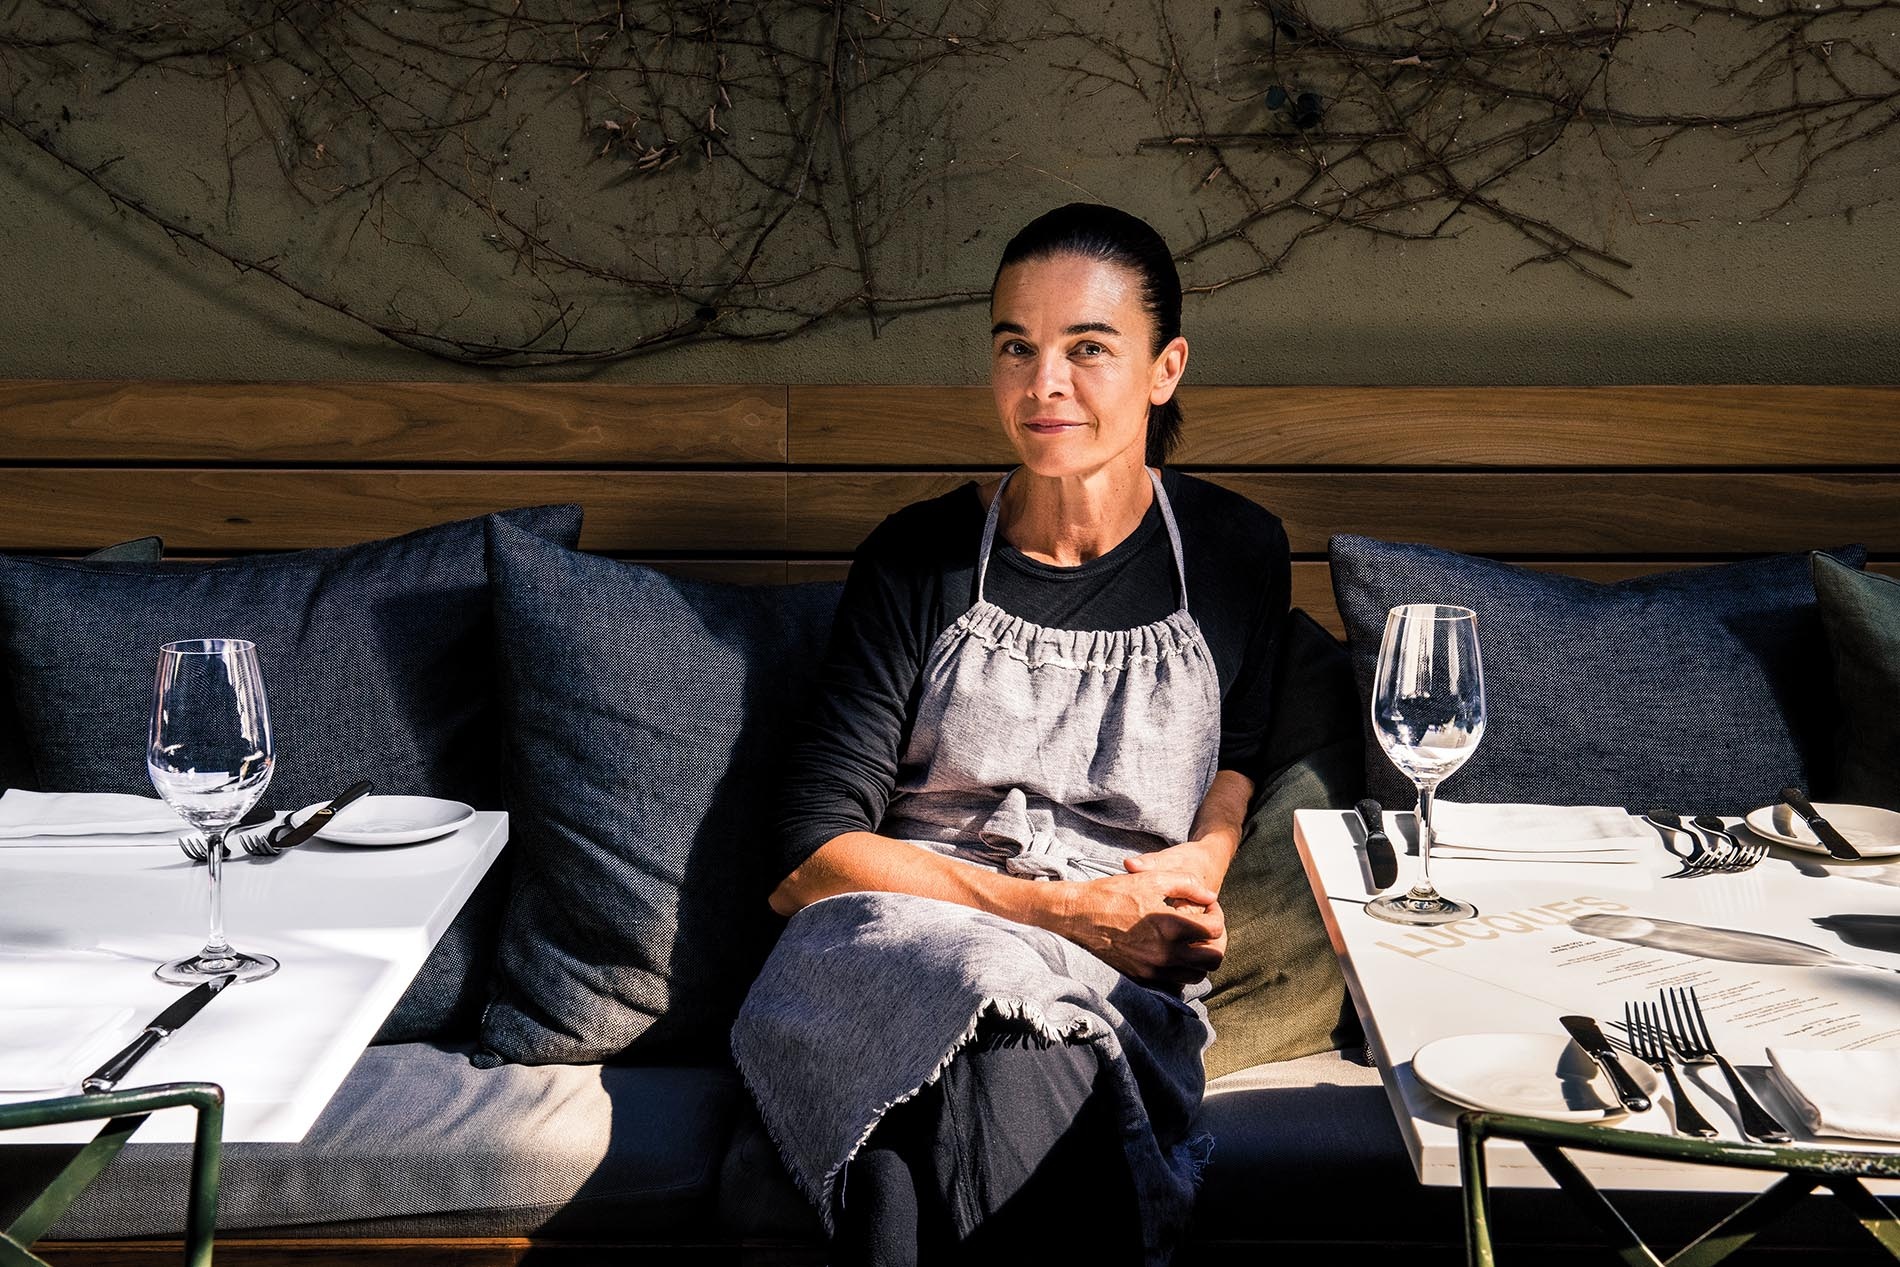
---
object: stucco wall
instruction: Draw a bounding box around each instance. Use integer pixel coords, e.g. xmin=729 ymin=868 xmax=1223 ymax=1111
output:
xmin=2 ymin=3 xmax=1893 ymax=386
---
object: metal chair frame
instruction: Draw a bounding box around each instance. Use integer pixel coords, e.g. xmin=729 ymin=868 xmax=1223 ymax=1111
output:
xmin=1460 ymin=1110 xmax=1900 ymax=1267
xmin=0 ymin=1082 xmax=223 ymax=1267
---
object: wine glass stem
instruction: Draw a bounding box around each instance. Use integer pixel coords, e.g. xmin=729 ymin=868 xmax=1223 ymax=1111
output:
xmin=1411 ymin=781 xmax=1441 ymax=900
xmin=203 ymin=830 xmax=233 ymax=960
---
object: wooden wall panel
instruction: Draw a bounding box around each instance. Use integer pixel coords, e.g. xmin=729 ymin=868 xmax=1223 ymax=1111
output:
xmin=0 ymin=381 xmax=787 ymax=464
xmin=783 ymin=471 xmax=1900 ymax=555
xmin=789 ymin=385 xmax=1900 ymax=468
xmin=0 ymin=471 xmax=787 ymax=553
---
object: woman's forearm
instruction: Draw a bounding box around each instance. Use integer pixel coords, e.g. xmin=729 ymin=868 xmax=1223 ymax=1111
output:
xmin=1179 ymin=769 xmax=1255 ymax=893
xmin=770 ymin=831 xmax=1058 ymax=925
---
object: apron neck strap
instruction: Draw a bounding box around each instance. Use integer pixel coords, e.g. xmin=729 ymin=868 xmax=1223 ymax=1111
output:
xmin=975 ymin=467 xmax=1191 ymax=610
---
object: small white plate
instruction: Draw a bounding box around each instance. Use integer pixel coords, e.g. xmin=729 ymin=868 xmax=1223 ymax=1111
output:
xmin=289 ymin=795 xmax=475 ymax=847
xmin=1412 ymin=1032 xmax=1661 ymax=1122
xmin=1743 ymin=803 xmax=1900 ymax=859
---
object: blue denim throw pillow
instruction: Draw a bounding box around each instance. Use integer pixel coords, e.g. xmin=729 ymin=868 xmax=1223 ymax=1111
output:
xmin=1328 ymin=536 xmax=1866 ymax=815
xmin=0 ymin=505 xmax=583 ymax=1042
xmin=477 ymin=519 xmax=839 ymax=1066
xmin=0 ymin=537 xmax=166 ymax=794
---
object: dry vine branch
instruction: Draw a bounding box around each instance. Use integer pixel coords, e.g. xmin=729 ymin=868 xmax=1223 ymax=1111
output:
xmin=0 ymin=0 xmax=1891 ymax=365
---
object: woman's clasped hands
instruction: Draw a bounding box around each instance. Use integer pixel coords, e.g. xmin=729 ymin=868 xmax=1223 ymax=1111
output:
xmin=1054 ymin=842 xmax=1228 ymax=988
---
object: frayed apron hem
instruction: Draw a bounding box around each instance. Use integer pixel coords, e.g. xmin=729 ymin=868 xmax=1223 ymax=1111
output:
xmin=733 ymin=995 xmax=1100 ymax=1237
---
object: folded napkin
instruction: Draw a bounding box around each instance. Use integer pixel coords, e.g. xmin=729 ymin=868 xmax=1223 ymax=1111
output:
xmin=0 ymin=1005 xmax=135 ymax=1091
xmin=1767 ymin=1047 xmax=1900 ymax=1141
xmin=0 ymin=790 xmax=188 ymax=844
xmin=1422 ymin=802 xmax=1648 ymax=864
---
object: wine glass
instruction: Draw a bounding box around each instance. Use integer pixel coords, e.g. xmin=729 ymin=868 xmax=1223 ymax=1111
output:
xmin=148 ymin=638 xmax=279 ymax=983
xmin=1365 ymin=604 xmax=1486 ymax=926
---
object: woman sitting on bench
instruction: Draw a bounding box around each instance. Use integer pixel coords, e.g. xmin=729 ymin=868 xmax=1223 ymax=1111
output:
xmin=734 ymin=202 xmax=1291 ymax=1266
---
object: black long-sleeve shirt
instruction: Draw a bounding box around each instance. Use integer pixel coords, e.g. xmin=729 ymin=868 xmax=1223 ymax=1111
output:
xmin=775 ymin=468 xmax=1291 ymax=883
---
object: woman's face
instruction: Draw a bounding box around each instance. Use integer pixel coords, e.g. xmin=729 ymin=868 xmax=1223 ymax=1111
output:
xmin=990 ymin=253 xmax=1187 ymax=480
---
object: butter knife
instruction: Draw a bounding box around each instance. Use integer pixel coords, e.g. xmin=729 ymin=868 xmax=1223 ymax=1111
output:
xmin=1354 ymin=798 xmax=1399 ymax=891
xmin=1779 ymin=786 xmax=1862 ymax=860
xmin=260 ymin=779 xmax=374 ymax=854
xmin=83 ymin=974 xmax=237 ymax=1093
xmin=1559 ymin=1014 xmax=1652 ymax=1113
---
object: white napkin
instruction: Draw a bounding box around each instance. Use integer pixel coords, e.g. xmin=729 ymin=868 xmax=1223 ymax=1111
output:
xmin=0 ymin=1006 xmax=135 ymax=1091
xmin=1421 ymin=802 xmax=1647 ymax=864
xmin=1767 ymin=1047 xmax=1900 ymax=1141
xmin=0 ymin=790 xmax=188 ymax=845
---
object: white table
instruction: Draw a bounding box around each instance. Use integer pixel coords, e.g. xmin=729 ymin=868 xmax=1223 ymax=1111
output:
xmin=0 ymin=812 xmax=507 ymax=1143
xmin=1294 ymin=807 xmax=1900 ymax=1191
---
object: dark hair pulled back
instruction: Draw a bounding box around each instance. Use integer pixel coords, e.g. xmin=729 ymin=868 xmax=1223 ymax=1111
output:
xmin=993 ymin=203 xmax=1185 ymax=466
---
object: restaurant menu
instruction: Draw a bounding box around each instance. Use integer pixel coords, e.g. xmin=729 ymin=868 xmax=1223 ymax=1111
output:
xmin=1364 ymin=890 xmax=1900 ymax=1052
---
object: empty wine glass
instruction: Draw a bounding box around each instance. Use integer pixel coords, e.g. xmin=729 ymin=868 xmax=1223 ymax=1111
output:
xmin=1366 ymin=604 xmax=1486 ymax=926
xmin=149 ymin=639 xmax=279 ymax=983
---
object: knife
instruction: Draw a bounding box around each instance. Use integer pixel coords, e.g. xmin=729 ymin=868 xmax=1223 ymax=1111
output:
xmin=83 ymin=974 xmax=237 ymax=1093
xmin=1779 ymin=786 xmax=1862 ymax=860
xmin=1355 ymin=798 xmax=1399 ymax=891
xmin=1559 ymin=1014 xmax=1652 ymax=1113
xmin=263 ymin=779 xmax=374 ymax=853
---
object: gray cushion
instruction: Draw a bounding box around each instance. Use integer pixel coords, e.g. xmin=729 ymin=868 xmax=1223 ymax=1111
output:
xmin=1328 ymin=536 xmax=1866 ymax=815
xmin=478 ymin=521 xmax=841 ymax=1065
xmin=78 ymin=537 xmax=164 ymax=565
xmin=1203 ymin=611 xmax=1364 ymax=1079
xmin=1195 ymin=1050 xmax=1411 ymax=1244
xmin=0 ymin=1043 xmax=739 ymax=1239
xmin=0 ymin=506 xmax=580 ymax=810
xmin=1813 ymin=553 xmax=1900 ymax=811
xmin=1 ymin=537 xmax=166 ymax=794
xmin=0 ymin=507 xmax=584 ymax=1045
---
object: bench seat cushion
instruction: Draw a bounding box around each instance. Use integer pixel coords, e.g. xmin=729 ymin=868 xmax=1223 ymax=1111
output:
xmin=0 ymin=1042 xmax=739 ymax=1239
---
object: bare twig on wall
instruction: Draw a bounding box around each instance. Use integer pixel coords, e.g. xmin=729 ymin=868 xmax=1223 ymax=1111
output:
xmin=0 ymin=1 xmax=1891 ymax=365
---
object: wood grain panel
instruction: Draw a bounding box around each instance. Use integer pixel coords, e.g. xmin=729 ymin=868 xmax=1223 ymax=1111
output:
xmin=784 ymin=471 xmax=1900 ymax=555
xmin=643 ymin=559 xmax=792 ymax=584
xmin=0 ymin=471 xmax=786 ymax=552
xmin=789 ymin=385 xmax=1900 ymax=467
xmin=37 ymin=1239 xmax=826 ymax=1267
xmin=0 ymin=381 xmax=787 ymax=464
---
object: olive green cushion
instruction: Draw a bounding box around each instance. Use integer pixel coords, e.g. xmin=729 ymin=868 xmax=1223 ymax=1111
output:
xmin=1813 ymin=553 xmax=1900 ymax=811
xmin=1204 ymin=610 xmax=1365 ymax=1079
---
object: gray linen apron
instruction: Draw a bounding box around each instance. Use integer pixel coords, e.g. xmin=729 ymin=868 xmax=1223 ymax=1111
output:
xmin=733 ymin=468 xmax=1224 ymax=1264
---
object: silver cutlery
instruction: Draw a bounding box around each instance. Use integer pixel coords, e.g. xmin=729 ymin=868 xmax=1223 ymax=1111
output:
xmin=1355 ymin=798 xmax=1399 ymax=891
xmin=1624 ymin=999 xmax=1719 ymax=1137
xmin=1641 ymin=810 xmax=1759 ymax=877
xmin=1659 ymin=985 xmax=1791 ymax=1143
xmin=177 ymin=805 xmax=274 ymax=862
xmin=1691 ymin=814 xmax=1768 ymax=872
xmin=1559 ymin=1014 xmax=1651 ymax=1113
xmin=179 ymin=780 xmax=372 ymax=862
xmin=83 ymin=973 xmax=236 ymax=1092
xmin=1779 ymin=786 xmax=1863 ymax=861
xmin=240 ymin=779 xmax=373 ymax=856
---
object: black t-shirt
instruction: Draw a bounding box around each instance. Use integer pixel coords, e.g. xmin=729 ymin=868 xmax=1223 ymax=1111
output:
xmin=775 ymin=468 xmax=1291 ymax=882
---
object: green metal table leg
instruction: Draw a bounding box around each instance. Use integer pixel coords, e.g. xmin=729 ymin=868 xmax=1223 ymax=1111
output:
xmin=1821 ymin=1176 xmax=1900 ymax=1259
xmin=184 ymin=1089 xmax=224 ymax=1267
xmin=1455 ymin=1111 xmax=1900 ymax=1266
xmin=0 ymin=1082 xmax=224 ymax=1267
xmin=1460 ymin=1113 xmax=1496 ymax=1267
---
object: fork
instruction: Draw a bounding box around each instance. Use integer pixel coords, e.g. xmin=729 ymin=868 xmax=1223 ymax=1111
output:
xmin=177 ymin=808 xmax=276 ymax=862
xmin=1691 ymin=815 xmax=1768 ymax=873
xmin=1660 ymin=986 xmax=1791 ymax=1142
xmin=1625 ymin=1000 xmax=1720 ymax=1137
xmin=1642 ymin=811 xmax=1760 ymax=877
